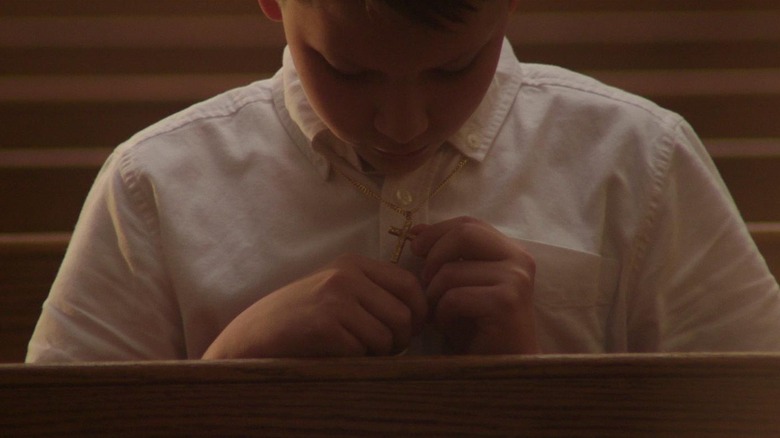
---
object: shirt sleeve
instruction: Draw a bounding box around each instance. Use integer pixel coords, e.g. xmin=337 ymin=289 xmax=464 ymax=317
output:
xmin=625 ymin=121 xmax=780 ymax=351
xmin=26 ymin=148 xmax=186 ymax=362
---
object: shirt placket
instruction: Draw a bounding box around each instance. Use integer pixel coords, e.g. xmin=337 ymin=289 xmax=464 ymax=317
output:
xmin=378 ymin=167 xmax=435 ymax=269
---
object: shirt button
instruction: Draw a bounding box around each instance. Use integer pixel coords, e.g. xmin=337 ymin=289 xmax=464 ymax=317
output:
xmin=395 ymin=189 xmax=414 ymax=206
xmin=467 ymin=133 xmax=481 ymax=151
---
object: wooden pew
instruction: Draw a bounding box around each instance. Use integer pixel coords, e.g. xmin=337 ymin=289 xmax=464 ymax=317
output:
xmin=2 ymin=354 xmax=780 ymax=436
xmin=0 ymin=233 xmax=68 ymax=363
xmin=750 ymin=223 xmax=780 ymax=283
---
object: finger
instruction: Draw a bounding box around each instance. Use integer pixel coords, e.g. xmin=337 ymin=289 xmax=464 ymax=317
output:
xmin=425 ymin=260 xmax=506 ymax=305
xmin=431 ymin=285 xmax=497 ymax=353
xmin=410 ymin=216 xmax=480 ymax=258
xmin=353 ymin=280 xmax=419 ymax=353
xmin=419 ymin=221 xmax=512 ymax=287
xmin=432 ymin=284 xmax=539 ymax=355
xmin=308 ymin=263 xmax=411 ymax=356
xmin=430 ymin=220 xmax=511 ymax=261
xmin=326 ymin=254 xmax=427 ymax=350
xmin=357 ymin=257 xmax=428 ymax=332
xmin=311 ymin=321 xmax=369 ymax=357
xmin=337 ymin=301 xmax=398 ymax=356
xmin=300 ymin=268 xmax=395 ymax=357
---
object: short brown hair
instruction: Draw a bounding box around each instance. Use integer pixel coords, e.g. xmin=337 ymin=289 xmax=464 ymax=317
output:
xmin=289 ymin=0 xmax=481 ymax=29
xmin=366 ymin=0 xmax=479 ymax=28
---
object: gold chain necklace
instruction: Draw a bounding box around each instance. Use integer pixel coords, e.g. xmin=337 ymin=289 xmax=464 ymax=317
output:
xmin=330 ymin=155 xmax=469 ymax=264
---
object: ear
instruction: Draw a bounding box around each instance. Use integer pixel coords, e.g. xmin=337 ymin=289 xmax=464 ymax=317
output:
xmin=258 ymin=0 xmax=283 ymax=22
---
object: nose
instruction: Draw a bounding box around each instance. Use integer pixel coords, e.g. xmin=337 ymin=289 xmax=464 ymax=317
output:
xmin=373 ymin=84 xmax=428 ymax=145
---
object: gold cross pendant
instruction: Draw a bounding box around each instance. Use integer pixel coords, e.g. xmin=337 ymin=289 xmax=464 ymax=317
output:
xmin=388 ymin=214 xmax=415 ymax=264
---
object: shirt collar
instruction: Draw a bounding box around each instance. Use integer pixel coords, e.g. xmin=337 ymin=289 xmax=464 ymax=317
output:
xmin=281 ymin=39 xmax=523 ymax=179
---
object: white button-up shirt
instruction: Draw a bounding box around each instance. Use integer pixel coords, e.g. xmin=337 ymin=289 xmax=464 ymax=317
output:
xmin=27 ymin=41 xmax=780 ymax=361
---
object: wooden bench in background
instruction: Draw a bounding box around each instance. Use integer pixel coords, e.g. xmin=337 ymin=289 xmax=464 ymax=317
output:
xmin=2 ymin=354 xmax=780 ymax=436
xmin=2 ymin=1 xmax=779 ymax=362
xmin=0 ymin=233 xmax=68 ymax=363
xmin=2 ymin=0 xmax=779 ymax=230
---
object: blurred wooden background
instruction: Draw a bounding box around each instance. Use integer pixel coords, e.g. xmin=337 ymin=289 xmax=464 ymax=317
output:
xmin=1 ymin=0 xmax=779 ymax=362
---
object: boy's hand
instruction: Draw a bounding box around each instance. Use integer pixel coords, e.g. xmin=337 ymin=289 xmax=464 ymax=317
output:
xmin=202 ymin=254 xmax=427 ymax=359
xmin=411 ymin=216 xmax=540 ymax=355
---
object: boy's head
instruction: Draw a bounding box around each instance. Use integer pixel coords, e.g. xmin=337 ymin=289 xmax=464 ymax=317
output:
xmin=278 ymin=0 xmax=480 ymax=29
xmin=259 ymin=0 xmax=518 ymax=174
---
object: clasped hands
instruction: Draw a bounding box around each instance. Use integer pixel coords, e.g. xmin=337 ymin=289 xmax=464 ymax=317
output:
xmin=203 ymin=216 xmax=540 ymax=359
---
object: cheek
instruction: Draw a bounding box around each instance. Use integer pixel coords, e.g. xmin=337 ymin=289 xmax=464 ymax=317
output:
xmin=433 ymin=38 xmax=504 ymax=129
xmin=428 ymin=78 xmax=492 ymax=135
xmin=299 ymin=74 xmax=373 ymax=141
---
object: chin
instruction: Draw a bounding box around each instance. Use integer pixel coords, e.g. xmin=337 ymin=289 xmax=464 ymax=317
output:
xmin=365 ymin=150 xmax=435 ymax=175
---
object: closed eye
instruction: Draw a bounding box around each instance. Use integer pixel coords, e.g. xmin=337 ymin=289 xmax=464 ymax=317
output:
xmin=433 ymin=59 xmax=476 ymax=78
xmin=432 ymin=51 xmax=481 ymax=79
xmin=328 ymin=64 xmax=372 ymax=80
xmin=312 ymin=49 xmax=373 ymax=81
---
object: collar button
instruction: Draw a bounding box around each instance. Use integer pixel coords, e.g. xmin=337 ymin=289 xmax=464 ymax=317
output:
xmin=467 ymin=133 xmax=481 ymax=151
xmin=395 ymin=189 xmax=414 ymax=206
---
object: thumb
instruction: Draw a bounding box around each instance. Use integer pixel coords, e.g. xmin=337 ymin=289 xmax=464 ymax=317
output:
xmin=409 ymin=223 xmax=432 ymax=257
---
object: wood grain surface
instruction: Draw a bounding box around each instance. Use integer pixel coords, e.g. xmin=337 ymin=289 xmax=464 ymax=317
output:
xmin=2 ymin=354 xmax=779 ymax=436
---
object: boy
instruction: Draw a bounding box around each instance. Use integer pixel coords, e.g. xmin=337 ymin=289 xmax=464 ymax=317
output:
xmin=27 ymin=0 xmax=780 ymax=362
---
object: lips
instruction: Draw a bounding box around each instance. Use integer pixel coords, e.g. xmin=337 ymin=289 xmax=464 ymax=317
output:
xmin=346 ymin=138 xmax=444 ymax=174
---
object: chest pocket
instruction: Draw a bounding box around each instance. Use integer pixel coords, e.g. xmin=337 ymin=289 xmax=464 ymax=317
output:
xmin=514 ymin=237 xmax=620 ymax=353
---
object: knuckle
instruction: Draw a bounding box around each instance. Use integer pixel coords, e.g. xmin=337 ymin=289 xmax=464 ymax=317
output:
xmin=330 ymin=253 xmax=364 ymax=270
xmin=492 ymin=286 xmax=525 ymax=311
xmin=511 ymin=265 xmax=535 ymax=289
xmin=396 ymin=270 xmax=422 ymax=293
xmin=435 ymin=291 xmax=463 ymax=318
xmin=456 ymin=220 xmax=484 ymax=240
xmin=312 ymin=319 xmax=366 ymax=357
xmin=335 ymin=336 xmax=368 ymax=357
xmin=431 ymin=264 xmax=458 ymax=290
xmin=513 ymin=259 xmax=536 ymax=289
xmin=318 ymin=268 xmax=355 ymax=296
xmin=307 ymin=314 xmax=339 ymax=340
xmin=376 ymin=329 xmax=397 ymax=355
xmin=453 ymin=215 xmax=480 ymax=226
xmin=310 ymin=286 xmax=341 ymax=312
xmin=393 ymin=305 xmax=414 ymax=331
xmin=502 ymin=265 xmax=535 ymax=308
xmin=384 ymin=308 xmax=413 ymax=352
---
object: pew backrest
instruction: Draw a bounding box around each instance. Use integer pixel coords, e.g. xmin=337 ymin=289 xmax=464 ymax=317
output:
xmin=2 ymin=354 xmax=780 ymax=436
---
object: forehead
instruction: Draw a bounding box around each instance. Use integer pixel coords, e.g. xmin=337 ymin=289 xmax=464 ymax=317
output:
xmin=317 ymin=0 xmax=483 ymax=28
xmin=286 ymin=0 xmax=509 ymax=70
